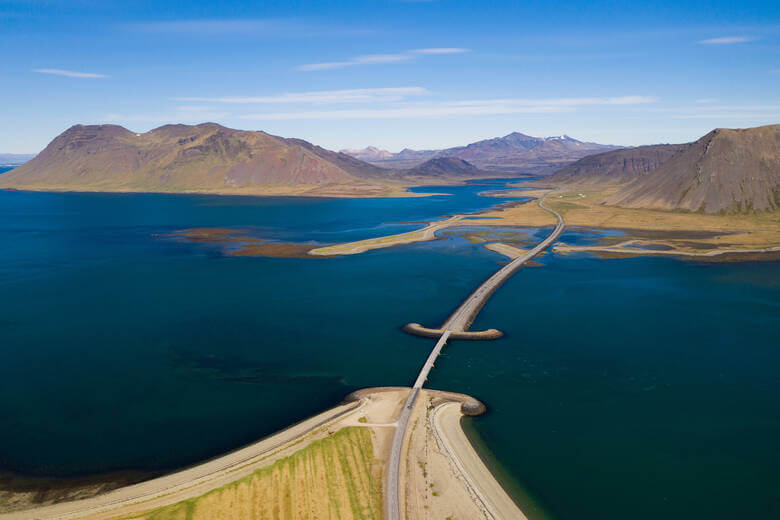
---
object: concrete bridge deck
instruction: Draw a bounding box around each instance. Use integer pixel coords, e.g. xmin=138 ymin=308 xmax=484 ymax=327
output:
xmin=406 ymin=197 xmax=564 ymax=338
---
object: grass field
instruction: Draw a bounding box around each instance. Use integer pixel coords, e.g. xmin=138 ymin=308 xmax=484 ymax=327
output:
xmin=120 ymin=427 xmax=382 ymax=520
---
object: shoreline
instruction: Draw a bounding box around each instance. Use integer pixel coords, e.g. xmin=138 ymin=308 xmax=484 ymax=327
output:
xmin=12 ymin=179 xmax=774 ymax=261
xmin=0 ymin=175 xmax=521 ymax=200
xmin=460 ymin=416 xmax=553 ymax=520
xmin=0 ymin=184 xmax=430 ymax=199
xmin=299 ymin=185 xmax=779 ymax=261
xmin=553 ymin=241 xmax=780 ymax=258
xmin=2 ymin=389 xmax=527 ymax=520
xmin=0 ymin=401 xmax=362 ymax=519
xmin=431 ymin=402 xmax=528 ymax=520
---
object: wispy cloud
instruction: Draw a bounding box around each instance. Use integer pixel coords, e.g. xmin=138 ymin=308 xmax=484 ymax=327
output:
xmin=299 ymin=54 xmax=412 ymax=71
xmin=696 ymin=98 xmax=718 ymax=104
xmin=697 ymin=36 xmax=753 ymax=45
xmin=176 ymin=87 xmax=429 ymax=104
xmin=298 ymin=47 xmax=469 ymax=71
xmin=410 ymin=47 xmax=469 ymax=55
xmin=238 ymin=95 xmax=657 ymax=120
xmin=125 ymin=18 xmax=371 ymax=38
xmin=34 ymin=68 xmax=107 ymax=78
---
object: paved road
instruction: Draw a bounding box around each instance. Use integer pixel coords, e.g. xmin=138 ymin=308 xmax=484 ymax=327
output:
xmin=385 ymin=330 xmax=452 ymax=520
xmin=442 ymin=197 xmax=564 ymax=332
xmin=385 ymin=197 xmax=564 ymax=520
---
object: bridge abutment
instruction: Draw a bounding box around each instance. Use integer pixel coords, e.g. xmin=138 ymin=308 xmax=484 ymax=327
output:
xmin=402 ymin=323 xmax=503 ymax=340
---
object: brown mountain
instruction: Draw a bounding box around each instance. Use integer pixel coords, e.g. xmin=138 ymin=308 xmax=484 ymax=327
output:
xmin=277 ymin=136 xmax=390 ymax=180
xmin=0 ymin=123 xmax=356 ymax=191
xmin=1 ymin=123 xmax=422 ymax=197
xmin=400 ymin=157 xmax=488 ymax=180
xmin=605 ymin=125 xmax=779 ymax=214
xmin=0 ymin=123 xmax=506 ymax=195
xmin=342 ymin=132 xmax=621 ymax=174
xmin=549 ymin=143 xmax=689 ymax=185
xmin=548 ymin=124 xmax=779 ymax=214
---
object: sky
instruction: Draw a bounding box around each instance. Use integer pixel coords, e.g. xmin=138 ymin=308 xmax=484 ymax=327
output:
xmin=0 ymin=0 xmax=778 ymax=153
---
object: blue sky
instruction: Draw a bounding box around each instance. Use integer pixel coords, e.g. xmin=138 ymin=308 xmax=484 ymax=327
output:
xmin=1 ymin=0 xmax=778 ymax=153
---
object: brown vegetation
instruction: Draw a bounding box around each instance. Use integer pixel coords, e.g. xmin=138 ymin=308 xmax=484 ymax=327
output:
xmin=119 ymin=427 xmax=382 ymax=520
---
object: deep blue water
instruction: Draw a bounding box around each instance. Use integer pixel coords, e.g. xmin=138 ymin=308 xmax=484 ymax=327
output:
xmin=0 ymin=181 xmax=778 ymax=520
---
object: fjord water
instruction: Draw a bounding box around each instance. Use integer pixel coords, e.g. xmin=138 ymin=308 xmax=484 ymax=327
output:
xmin=1 ymin=183 xmax=778 ymax=520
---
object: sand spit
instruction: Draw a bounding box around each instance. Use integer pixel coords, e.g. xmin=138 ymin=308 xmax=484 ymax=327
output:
xmin=309 ymin=216 xmax=463 ymax=256
xmin=401 ymin=391 xmax=526 ymax=520
xmin=432 ymin=402 xmax=528 ymax=520
xmin=483 ymin=242 xmax=529 ymax=259
xmin=554 ymin=241 xmax=780 ymax=259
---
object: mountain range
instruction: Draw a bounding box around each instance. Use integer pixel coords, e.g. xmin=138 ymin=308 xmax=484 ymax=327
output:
xmin=340 ymin=132 xmax=621 ymax=174
xmin=2 ymin=122 xmax=776 ymax=214
xmin=0 ymin=123 xmax=497 ymax=196
xmin=0 ymin=153 xmax=35 ymax=167
xmin=550 ymin=124 xmax=779 ymax=214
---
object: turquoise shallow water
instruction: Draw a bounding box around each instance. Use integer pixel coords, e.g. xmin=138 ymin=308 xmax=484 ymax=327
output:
xmin=0 ymin=181 xmax=778 ymax=519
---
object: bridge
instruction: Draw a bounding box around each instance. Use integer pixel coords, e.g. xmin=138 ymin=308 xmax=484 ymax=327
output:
xmin=386 ymin=197 xmax=564 ymax=520
xmin=405 ymin=196 xmax=565 ymax=340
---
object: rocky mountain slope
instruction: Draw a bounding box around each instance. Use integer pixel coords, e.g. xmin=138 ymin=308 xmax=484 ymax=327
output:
xmin=547 ymin=124 xmax=778 ymax=214
xmin=606 ymin=125 xmax=779 ymax=214
xmin=549 ymin=144 xmax=689 ymax=185
xmin=341 ymin=132 xmax=620 ymax=174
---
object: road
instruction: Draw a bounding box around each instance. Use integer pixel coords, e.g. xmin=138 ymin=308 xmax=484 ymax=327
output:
xmin=385 ymin=330 xmax=452 ymax=520
xmin=386 ymin=197 xmax=564 ymax=520
xmin=442 ymin=197 xmax=564 ymax=332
